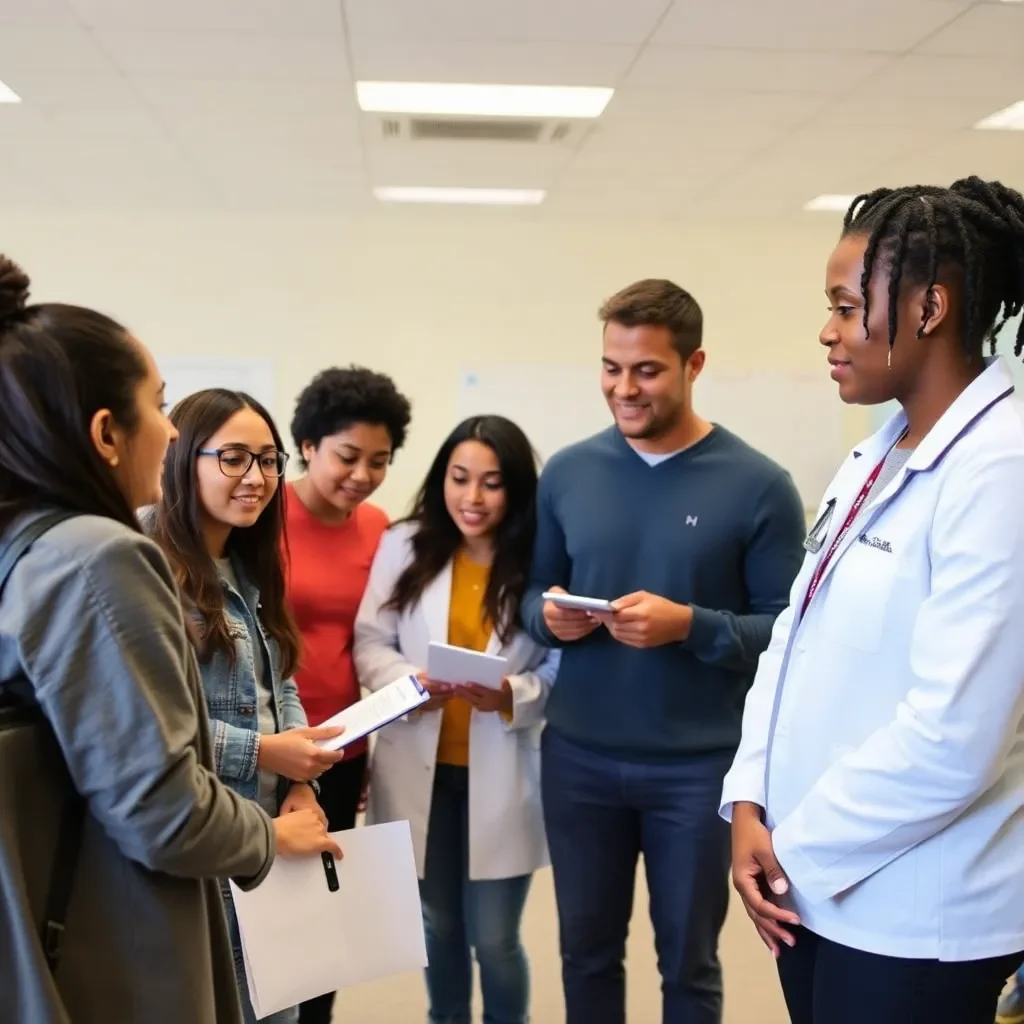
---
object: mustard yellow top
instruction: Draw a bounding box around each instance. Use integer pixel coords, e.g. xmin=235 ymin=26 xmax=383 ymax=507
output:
xmin=436 ymin=550 xmax=491 ymax=767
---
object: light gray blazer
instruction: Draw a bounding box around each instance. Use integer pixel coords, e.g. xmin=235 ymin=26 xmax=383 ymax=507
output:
xmin=0 ymin=510 xmax=275 ymax=1024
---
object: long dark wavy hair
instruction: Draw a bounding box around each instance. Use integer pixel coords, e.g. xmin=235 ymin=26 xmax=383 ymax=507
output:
xmin=152 ymin=388 xmax=301 ymax=677
xmin=384 ymin=415 xmax=538 ymax=644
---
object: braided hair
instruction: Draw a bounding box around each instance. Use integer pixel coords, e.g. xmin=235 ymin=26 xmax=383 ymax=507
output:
xmin=842 ymin=176 xmax=1024 ymax=362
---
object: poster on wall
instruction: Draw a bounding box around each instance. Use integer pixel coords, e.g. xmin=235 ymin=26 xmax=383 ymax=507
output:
xmin=158 ymin=358 xmax=276 ymax=413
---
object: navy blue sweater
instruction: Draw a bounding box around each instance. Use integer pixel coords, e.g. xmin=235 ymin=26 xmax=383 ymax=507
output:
xmin=522 ymin=425 xmax=806 ymax=760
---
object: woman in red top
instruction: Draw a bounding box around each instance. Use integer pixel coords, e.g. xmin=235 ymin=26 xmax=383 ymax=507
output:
xmin=284 ymin=365 xmax=411 ymax=1024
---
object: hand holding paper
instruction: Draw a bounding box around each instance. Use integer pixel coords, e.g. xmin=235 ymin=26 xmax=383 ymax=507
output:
xmin=314 ymin=674 xmax=429 ymax=750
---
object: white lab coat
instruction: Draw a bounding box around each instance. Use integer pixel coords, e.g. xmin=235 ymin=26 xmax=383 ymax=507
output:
xmin=721 ymin=357 xmax=1024 ymax=961
xmin=353 ymin=522 xmax=557 ymax=881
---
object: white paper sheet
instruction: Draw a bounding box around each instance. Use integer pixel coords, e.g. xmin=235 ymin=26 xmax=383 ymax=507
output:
xmin=314 ymin=673 xmax=428 ymax=751
xmin=229 ymin=821 xmax=427 ymax=1018
xmin=426 ymin=641 xmax=508 ymax=689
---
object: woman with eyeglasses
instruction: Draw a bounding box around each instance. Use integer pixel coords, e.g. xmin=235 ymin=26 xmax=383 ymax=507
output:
xmin=148 ymin=388 xmax=347 ymax=1024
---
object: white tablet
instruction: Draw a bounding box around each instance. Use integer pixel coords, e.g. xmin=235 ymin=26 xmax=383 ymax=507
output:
xmin=542 ymin=591 xmax=614 ymax=613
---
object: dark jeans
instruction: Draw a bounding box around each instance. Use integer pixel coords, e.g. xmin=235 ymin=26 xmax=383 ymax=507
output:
xmin=296 ymin=751 xmax=367 ymax=1024
xmin=420 ymin=764 xmax=532 ymax=1024
xmin=777 ymin=926 xmax=1024 ymax=1024
xmin=541 ymin=727 xmax=732 ymax=1024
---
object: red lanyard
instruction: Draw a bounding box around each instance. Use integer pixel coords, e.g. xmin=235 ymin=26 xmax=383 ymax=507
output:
xmin=800 ymin=453 xmax=889 ymax=618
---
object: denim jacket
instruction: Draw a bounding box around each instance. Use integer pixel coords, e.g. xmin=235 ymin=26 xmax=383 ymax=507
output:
xmin=193 ymin=556 xmax=307 ymax=804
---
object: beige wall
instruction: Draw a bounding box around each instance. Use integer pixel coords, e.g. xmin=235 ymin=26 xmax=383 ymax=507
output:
xmin=2 ymin=209 xmax=871 ymax=517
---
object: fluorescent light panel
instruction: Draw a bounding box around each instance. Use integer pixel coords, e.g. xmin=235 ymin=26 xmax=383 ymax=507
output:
xmin=373 ymin=186 xmax=546 ymax=206
xmin=804 ymin=194 xmax=856 ymax=212
xmin=0 ymin=79 xmax=21 ymax=103
xmin=356 ymin=81 xmax=613 ymax=119
xmin=975 ymin=100 xmax=1024 ymax=130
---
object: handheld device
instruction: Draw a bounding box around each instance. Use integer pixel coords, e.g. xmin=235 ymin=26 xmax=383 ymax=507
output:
xmin=542 ymin=591 xmax=614 ymax=613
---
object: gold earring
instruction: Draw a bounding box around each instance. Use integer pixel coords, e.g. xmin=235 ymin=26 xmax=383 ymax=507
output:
xmin=887 ymin=346 xmax=892 ymax=369
xmin=110 ymin=456 xmax=119 ymax=467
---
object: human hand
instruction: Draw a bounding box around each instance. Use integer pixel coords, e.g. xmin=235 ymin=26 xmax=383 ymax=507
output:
xmin=731 ymin=802 xmax=800 ymax=957
xmin=459 ymin=680 xmax=513 ymax=715
xmin=257 ymin=726 xmax=346 ymax=782
xmin=417 ymin=672 xmax=456 ymax=713
xmin=602 ymin=591 xmax=692 ymax=648
xmin=273 ymin=808 xmax=343 ymax=859
xmin=280 ymin=782 xmax=327 ymax=827
xmin=542 ymin=586 xmax=602 ymax=643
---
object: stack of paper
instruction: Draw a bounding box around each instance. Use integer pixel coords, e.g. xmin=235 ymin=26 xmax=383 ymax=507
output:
xmin=314 ymin=672 xmax=429 ymax=751
xmin=230 ymin=821 xmax=428 ymax=1018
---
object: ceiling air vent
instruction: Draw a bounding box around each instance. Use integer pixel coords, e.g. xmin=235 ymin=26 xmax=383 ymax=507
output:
xmin=407 ymin=117 xmax=545 ymax=142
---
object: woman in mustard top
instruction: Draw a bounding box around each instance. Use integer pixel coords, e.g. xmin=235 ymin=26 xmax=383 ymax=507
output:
xmin=353 ymin=415 xmax=558 ymax=1024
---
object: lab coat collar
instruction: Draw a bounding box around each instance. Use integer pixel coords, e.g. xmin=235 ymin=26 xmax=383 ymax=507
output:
xmin=853 ymin=356 xmax=1015 ymax=469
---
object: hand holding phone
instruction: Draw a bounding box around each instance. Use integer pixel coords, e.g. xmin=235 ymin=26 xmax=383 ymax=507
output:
xmin=541 ymin=587 xmax=605 ymax=643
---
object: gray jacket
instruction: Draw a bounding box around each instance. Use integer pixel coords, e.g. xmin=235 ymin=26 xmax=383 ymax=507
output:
xmin=0 ymin=510 xmax=275 ymax=1024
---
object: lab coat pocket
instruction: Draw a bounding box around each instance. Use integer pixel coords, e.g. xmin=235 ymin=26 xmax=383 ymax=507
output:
xmin=819 ymin=538 xmax=899 ymax=653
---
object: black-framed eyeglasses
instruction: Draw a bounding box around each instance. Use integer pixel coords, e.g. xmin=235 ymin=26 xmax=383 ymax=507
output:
xmin=197 ymin=447 xmax=290 ymax=478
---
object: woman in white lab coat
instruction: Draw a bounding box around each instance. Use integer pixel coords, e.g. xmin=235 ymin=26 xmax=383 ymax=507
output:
xmin=354 ymin=414 xmax=556 ymax=1024
xmin=720 ymin=177 xmax=1024 ymax=1024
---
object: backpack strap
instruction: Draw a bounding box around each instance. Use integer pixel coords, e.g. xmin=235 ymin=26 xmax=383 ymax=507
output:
xmin=0 ymin=509 xmax=87 ymax=975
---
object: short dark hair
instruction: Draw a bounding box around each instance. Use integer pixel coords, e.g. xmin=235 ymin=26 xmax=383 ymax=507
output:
xmin=153 ymin=389 xmax=301 ymax=679
xmin=385 ymin=415 xmax=538 ymax=645
xmin=290 ymin=365 xmax=412 ymax=469
xmin=842 ymin=176 xmax=1024 ymax=360
xmin=599 ymin=278 xmax=703 ymax=360
xmin=0 ymin=254 xmax=147 ymax=535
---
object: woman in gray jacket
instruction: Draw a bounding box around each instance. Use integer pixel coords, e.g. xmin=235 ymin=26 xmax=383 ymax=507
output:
xmin=0 ymin=254 xmax=342 ymax=1024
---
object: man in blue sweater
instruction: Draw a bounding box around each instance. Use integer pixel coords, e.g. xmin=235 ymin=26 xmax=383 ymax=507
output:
xmin=522 ymin=279 xmax=806 ymax=1024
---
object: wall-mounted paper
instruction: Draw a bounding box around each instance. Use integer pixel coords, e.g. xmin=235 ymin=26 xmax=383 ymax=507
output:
xmin=159 ymin=358 xmax=276 ymax=413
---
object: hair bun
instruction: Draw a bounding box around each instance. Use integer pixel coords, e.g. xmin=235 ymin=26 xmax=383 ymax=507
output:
xmin=0 ymin=255 xmax=31 ymax=324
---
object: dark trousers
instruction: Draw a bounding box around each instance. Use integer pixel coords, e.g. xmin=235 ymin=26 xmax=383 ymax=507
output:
xmin=297 ymin=751 xmax=367 ymax=1024
xmin=541 ymin=727 xmax=732 ymax=1024
xmin=777 ymin=926 xmax=1024 ymax=1024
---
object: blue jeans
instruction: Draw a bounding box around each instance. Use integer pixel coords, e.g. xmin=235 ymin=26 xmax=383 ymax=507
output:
xmin=541 ymin=727 xmax=732 ymax=1024
xmin=420 ymin=763 xmax=533 ymax=1024
xmin=223 ymin=885 xmax=299 ymax=1024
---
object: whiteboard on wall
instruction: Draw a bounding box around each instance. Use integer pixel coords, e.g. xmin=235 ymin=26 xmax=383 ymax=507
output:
xmin=458 ymin=363 xmax=845 ymax=510
xmin=158 ymin=358 xmax=276 ymax=413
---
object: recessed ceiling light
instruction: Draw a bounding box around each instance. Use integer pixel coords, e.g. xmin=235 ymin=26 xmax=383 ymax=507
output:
xmin=804 ymin=194 xmax=856 ymax=212
xmin=356 ymin=81 xmax=613 ymax=119
xmin=0 ymin=80 xmax=21 ymax=103
xmin=975 ymin=100 xmax=1024 ymax=130
xmin=373 ymin=186 xmax=546 ymax=206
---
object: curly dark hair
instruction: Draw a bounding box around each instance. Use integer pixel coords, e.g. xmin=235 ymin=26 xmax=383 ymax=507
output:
xmin=290 ymin=365 xmax=412 ymax=469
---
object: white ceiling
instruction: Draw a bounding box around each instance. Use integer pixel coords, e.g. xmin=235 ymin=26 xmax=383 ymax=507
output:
xmin=0 ymin=0 xmax=1021 ymax=220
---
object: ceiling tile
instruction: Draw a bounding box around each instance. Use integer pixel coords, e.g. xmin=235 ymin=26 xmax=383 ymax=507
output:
xmin=602 ymin=87 xmax=825 ymax=128
xmin=845 ymin=53 xmax=1024 ymax=103
xmin=655 ymin=0 xmax=975 ymax=52
xmin=869 ymin=132 xmax=1024 ymax=187
xmin=627 ymin=47 xmax=890 ymax=95
xmin=343 ymin=0 xmax=673 ymax=45
xmin=94 ymin=29 xmax=349 ymax=77
xmin=129 ymin=74 xmax=358 ymax=120
xmin=0 ymin=0 xmax=80 ymax=26
xmin=916 ymin=3 xmax=1024 ymax=57
xmin=366 ymin=139 xmax=571 ymax=187
xmin=350 ymin=38 xmax=635 ymax=86
xmin=68 ymin=0 xmax=342 ymax=34
xmin=0 ymin=26 xmax=114 ymax=71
